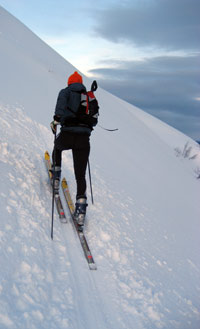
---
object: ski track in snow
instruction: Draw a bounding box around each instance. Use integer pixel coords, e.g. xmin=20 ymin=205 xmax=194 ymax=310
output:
xmin=0 ymin=105 xmax=110 ymax=329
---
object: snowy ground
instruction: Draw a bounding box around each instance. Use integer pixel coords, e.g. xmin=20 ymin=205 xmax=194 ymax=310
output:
xmin=0 ymin=5 xmax=200 ymax=329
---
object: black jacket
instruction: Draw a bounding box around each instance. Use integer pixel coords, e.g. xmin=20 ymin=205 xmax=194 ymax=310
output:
xmin=54 ymin=83 xmax=92 ymax=135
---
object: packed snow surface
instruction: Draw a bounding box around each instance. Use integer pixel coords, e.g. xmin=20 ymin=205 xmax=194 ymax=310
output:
xmin=0 ymin=5 xmax=200 ymax=329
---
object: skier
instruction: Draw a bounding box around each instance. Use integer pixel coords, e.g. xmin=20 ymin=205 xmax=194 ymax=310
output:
xmin=50 ymin=71 xmax=97 ymax=227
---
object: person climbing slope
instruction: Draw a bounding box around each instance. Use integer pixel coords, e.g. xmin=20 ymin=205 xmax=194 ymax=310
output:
xmin=50 ymin=71 xmax=98 ymax=228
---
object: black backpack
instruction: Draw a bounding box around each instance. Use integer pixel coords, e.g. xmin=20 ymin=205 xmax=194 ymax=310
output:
xmin=68 ymin=81 xmax=99 ymax=128
xmin=77 ymin=81 xmax=99 ymax=127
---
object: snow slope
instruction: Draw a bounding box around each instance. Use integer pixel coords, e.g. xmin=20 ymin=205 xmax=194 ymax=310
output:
xmin=0 ymin=6 xmax=200 ymax=329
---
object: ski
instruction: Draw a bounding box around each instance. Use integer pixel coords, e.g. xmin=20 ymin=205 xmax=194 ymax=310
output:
xmin=61 ymin=177 xmax=97 ymax=270
xmin=44 ymin=151 xmax=67 ymax=223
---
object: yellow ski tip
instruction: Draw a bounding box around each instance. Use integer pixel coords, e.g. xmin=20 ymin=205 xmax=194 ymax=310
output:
xmin=61 ymin=178 xmax=75 ymax=213
xmin=61 ymin=177 xmax=68 ymax=189
xmin=45 ymin=151 xmax=50 ymax=160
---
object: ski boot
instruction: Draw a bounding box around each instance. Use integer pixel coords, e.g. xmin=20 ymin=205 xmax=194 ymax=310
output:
xmin=50 ymin=166 xmax=61 ymax=193
xmin=74 ymin=197 xmax=88 ymax=231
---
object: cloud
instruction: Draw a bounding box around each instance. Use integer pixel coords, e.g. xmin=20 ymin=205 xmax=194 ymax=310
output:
xmin=94 ymin=0 xmax=200 ymax=51
xmin=90 ymin=53 xmax=200 ymax=139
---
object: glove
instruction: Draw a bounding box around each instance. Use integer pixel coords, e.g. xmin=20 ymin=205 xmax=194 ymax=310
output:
xmin=50 ymin=120 xmax=59 ymax=134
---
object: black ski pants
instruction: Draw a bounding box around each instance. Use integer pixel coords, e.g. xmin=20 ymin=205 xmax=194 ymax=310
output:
xmin=52 ymin=131 xmax=90 ymax=199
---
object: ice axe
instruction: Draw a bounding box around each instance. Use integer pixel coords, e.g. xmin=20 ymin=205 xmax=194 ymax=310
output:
xmin=91 ymin=80 xmax=98 ymax=92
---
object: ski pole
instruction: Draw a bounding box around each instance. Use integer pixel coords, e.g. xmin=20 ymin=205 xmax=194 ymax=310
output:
xmin=88 ymin=158 xmax=94 ymax=204
xmin=51 ymin=131 xmax=57 ymax=239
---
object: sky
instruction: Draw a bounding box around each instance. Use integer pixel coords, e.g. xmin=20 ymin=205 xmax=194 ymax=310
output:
xmin=0 ymin=0 xmax=199 ymax=140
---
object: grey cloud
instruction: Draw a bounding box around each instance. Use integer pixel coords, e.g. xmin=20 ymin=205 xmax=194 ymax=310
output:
xmin=90 ymin=54 xmax=200 ymax=139
xmin=94 ymin=0 xmax=200 ymax=51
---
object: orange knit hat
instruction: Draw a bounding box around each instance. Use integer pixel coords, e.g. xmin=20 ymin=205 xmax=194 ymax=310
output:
xmin=68 ymin=71 xmax=83 ymax=85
